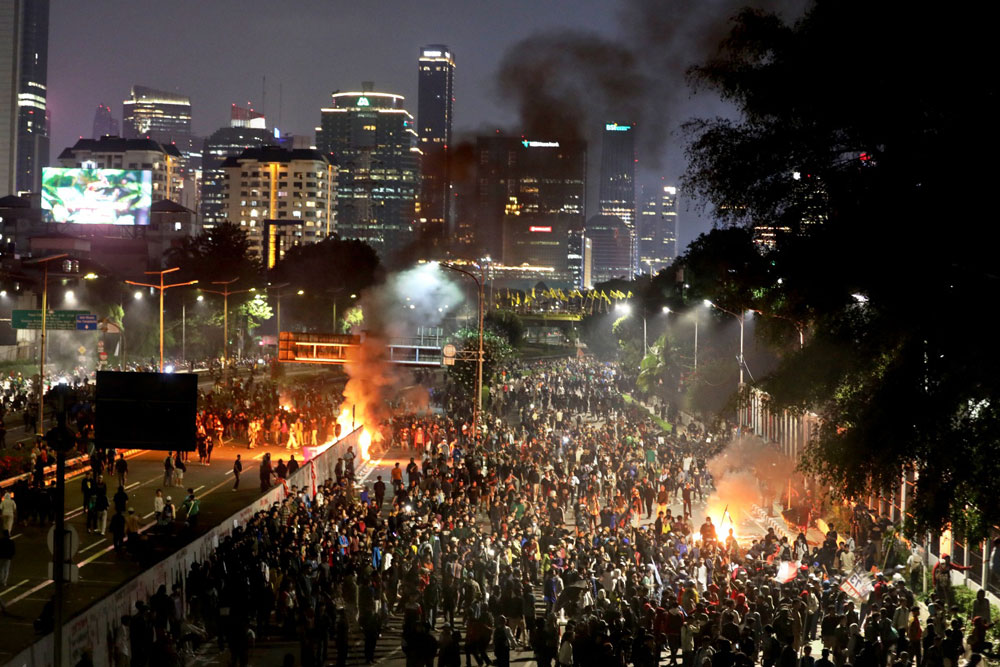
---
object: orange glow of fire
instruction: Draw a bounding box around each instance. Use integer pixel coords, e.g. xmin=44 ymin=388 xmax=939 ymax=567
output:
xmin=359 ymin=429 xmax=372 ymax=462
xmin=706 ymin=500 xmax=741 ymax=543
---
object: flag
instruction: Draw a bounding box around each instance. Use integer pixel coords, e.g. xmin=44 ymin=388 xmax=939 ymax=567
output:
xmin=774 ymin=560 xmax=801 ymax=583
xmin=531 ymin=287 xmax=536 ymax=299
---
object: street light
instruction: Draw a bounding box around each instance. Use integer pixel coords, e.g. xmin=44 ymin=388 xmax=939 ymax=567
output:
xmin=704 ymin=300 xmax=748 ymax=386
xmin=24 ymin=252 xmax=68 ymax=435
xmin=125 ymin=267 xmax=198 ymax=372
xmin=439 ymin=262 xmax=485 ymax=439
xmin=748 ymin=308 xmax=805 ymax=349
xmin=199 ymin=278 xmax=257 ymax=367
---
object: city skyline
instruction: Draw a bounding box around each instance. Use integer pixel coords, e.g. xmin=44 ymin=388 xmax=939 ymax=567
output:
xmin=42 ymin=0 xmax=712 ymax=248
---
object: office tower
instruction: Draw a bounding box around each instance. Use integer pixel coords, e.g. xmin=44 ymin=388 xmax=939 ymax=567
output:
xmin=637 ymin=183 xmax=678 ymax=274
xmin=1 ymin=0 xmax=49 ymax=195
xmin=122 ymin=85 xmax=192 ymax=144
xmin=598 ymin=122 xmax=636 ymax=273
xmin=476 ymin=134 xmax=586 ymax=283
xmin=1 ymin=1 xmax=18 ymax=195
xmin=200 ymin=105 xmax=275 ymax=229
xmin=221 ymin=145 xmax=336 ymax=265
xmin=416 ymin=45 xmax=455 ymax=238
xmin=92 ymin=103 xmax=119 ymax=139
xmin=57 ymin=136 xmax=184 ymax=202
xmin=315 ymin=86 xmax=419 ymax=260
xmin=586 ymin=214 xmax=633 ymax=285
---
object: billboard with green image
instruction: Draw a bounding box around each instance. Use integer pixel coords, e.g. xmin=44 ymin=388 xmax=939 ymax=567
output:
xmin=41 ymin=167 xmax=153 ymax=225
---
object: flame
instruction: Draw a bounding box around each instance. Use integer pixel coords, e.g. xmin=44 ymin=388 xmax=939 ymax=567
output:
xmin=706 ymin=499 xmax=741 ymax=544
xmin=359 ymin=429 xmax=372 ymax=462
xmin=336 ymin=407 xmax=353 ymax=437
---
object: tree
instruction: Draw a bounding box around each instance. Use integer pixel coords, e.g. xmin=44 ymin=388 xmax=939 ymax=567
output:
xmin=636 ymin=333 xmax=683 ymax=411
xmin=269 ymin=237 xmax=382 ymax=331
xmin=683 ymin=0 xmax=1000 ymax=535
xmin=485 ymin=309 xmax=524 ymax=347
xmin=446 ymin=328 xmax=513 ymax=407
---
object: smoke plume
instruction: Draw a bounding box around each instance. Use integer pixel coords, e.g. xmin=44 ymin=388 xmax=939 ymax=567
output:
xmin=341 ymin=264 xmax=464 ymax=440
xmin=496 ymin=0 xmax=803 ymax=164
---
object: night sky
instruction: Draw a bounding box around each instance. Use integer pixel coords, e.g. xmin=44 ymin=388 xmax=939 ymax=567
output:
xmin=48 ymin=0 xmax=745 ymax=249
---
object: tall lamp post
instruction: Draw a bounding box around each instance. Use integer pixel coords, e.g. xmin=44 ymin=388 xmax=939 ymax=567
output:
xmin=126 ymin=267 xmax=198 ymax=372
xmin=440 ymin=262 xmax=485 ymax=438
xmin=25 ymin=253 xmax=68 ymax=435
xmin=200 ymin=279 xmax=256 ymax=368
xmin=704 ymin=300 xmax=747 ymax=386
xmin=749 ymin=308 xmax=805 ymax=349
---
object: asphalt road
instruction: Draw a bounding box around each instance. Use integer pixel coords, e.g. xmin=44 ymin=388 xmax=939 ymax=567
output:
xmin=0 ymin=364 xmax=344 ymax=664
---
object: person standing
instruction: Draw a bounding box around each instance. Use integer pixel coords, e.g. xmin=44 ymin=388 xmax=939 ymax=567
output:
xmin=109 ymin=509 xmax=126 ymax=553
xmin=95 ymin=480 xmax=110 ymax=536
xmin=260 ymin=453 xmax=272 ymax=492
xmin=0 ymin=492 xmax=15 ymax=534
xmin=114 ymin=454 xmax=128 ymax=488
xmin=125 ymin=508 xmax=140 ymax=549
xmin=163 ymin=453 xmax=174 ymax=488
xmin=233 ymin=455 xmax=243 ymax=491
xmin=0 ymin=528 xmax=14 ymax=589
xmin=153 ymin=489 xmax=165 ymax=523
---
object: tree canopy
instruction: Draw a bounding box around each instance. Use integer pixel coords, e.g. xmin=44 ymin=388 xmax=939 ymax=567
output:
xmin=682 ymin=0 xmax=1000 ymax=535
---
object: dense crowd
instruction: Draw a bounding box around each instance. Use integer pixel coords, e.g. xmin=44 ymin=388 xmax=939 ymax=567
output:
xmin=20 ymin=357 xmax=1000 ymax=667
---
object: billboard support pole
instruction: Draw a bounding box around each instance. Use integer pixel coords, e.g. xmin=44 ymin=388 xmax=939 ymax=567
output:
xmin=25 ymin=253 xmax=68 ymax=436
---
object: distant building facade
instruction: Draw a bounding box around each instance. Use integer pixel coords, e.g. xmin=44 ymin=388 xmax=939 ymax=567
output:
xmin=57 ymin=136 xmax=184 ymax=203
xmin=315 ymin=87 xmax=419 ymax=261
xmin=637 ymin=183 xmax=678 ymax=275
xmin=586 ymin=214 xmax=633 ymax=285
xmin=92 ymin=103 xmax=119 ymax=139
xmin=221 ymin=145 xmax=335 ymax=265
xmin=1 ymin=0 xmax=49 ymax=195
xmin=200 ymin=106 xmax=275 ymax=229
xmin=598 ymin=122 xmax=635 ymax=270
xmin=475 ymin=134 xmax=586 ymax=284
xmin=416 ymin=45 xmax=455 ymax=238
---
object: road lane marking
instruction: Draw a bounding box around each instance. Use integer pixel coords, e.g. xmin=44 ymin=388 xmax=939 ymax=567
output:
xmin=79 ymin=538 xmax=106 ymax=553
xmin=5 ymin=579 xmax=53 ymax=606
xmin=1 ymin=579 xmax=29 ymax=597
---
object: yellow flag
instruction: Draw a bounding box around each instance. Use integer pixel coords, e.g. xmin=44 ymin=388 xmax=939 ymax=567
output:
xmin=626 ymin=291 xmax=633 ymax=298
xmin=531 ymin=287 xmax=536 ymax=299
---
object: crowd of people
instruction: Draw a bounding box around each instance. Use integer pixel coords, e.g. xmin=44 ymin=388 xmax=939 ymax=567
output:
xmin=78 ymin=356 xmax=996 ymax=667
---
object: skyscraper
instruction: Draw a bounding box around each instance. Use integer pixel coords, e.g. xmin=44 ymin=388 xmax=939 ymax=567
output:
xmin=92 ymin=103 xmax=119 ymax=139
xmin=200 ymin=105 xmax=275 ymax=229
xmin=475 ymin=134 xmax=586 ymax=283
xmin=1 ymin=0 xmax=49 ymax=195
xmin=315 ymin=86 xmax=419 ymax=261
xmin=122 ymin=85 xmax=192 ymax=144
xmin=0 ymin=1 xmax=20 ymax=195
xmin=637 ymin=183 xmax=678 ymax=275
xmin=416 ymin=45 xmax=455 ymax=238
xmin=598 ymin=122 xmax=636 ymax=269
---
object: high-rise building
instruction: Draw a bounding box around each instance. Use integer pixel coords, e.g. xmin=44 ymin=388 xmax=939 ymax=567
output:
xmin=416 ymin=45 xmax=455 ymax=238
xmin=57 ymin=136 xmax=184 ymax=202
xmin=221 ymin=145 xmax=336 ymax=265
xmin=1 ymin=0 xmax=49 ymax=195
xmin=315 ymin=86 xmax=419 ymax=260
xmin=586 ymin=214 xmax=633 ymax=285
xmin=200 ymin=105 xmax=275 ymax=229
xmin=476 ymin=134 xmax=586 ymax=284
xmin=637 ymin=183 xmax=678 ymax=275
xmin=92 ymin=103 xmax=119 ymax=139
xmin=0 ymin=1 xmax=19 ymax=195
xmin=598 ymin=122 xmax=636 ymax=269
xmin=122 ymin=85 xmax=192 ymax=144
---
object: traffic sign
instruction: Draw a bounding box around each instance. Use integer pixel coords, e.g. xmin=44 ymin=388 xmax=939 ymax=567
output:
xmin=47 ymin=525 xmax=80 ymax=559
xmin=442 ymin=343 xmax=457 ymax=358
xmin=76 ymin=314 xmax=98 ymax=330
xmin=11 ymin=310 xmax=92 ymax=331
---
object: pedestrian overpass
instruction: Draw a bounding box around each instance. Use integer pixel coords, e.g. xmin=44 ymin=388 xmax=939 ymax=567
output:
xmin=277 ymin=329 xmax=446 ymax=367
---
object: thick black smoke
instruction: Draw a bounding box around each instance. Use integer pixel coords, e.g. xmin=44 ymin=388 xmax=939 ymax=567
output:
xmin=496 ymin=0 xmax=803 ymax=165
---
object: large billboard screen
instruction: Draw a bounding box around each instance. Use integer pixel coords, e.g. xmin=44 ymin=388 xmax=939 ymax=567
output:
xmin=41 ymin=167 xmax=153 ymax=225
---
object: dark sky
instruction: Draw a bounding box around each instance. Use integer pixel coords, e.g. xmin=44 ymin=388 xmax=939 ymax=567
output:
xmin=48 ymin=0 xmax=732 ymax=249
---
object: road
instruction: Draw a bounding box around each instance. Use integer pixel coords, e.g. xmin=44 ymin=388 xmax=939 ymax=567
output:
xmin=0 ymin=364 xmax=344 ymax=664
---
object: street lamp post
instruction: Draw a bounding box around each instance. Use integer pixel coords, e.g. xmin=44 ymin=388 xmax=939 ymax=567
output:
xmin=440 ymin=263 xmax=485 ymax=438
xmin=25 ymin=253 xmax=68 ymax=435
xmin=749 ymin=308 xmax=805 ymax=349
xmin=705 ymin=300 xmax=746 ymax=386
xmin=200 ymin=279 xmax=256 ymax=368
xmin=126 ymin=268 xmax=198 ymax=372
